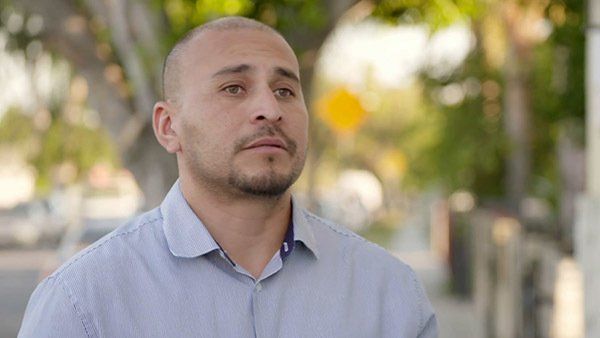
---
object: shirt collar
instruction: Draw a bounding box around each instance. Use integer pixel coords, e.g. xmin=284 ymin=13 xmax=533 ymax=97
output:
xmin=291 ymin=196 xmax=320 ymax=259
xmin=160 ymin=180 xmax=319 ymax=260
xmin=161 ymin=180 xmax=220 ymax=258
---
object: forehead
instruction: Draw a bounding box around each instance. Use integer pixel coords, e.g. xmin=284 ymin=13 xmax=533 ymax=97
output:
xmin=180 ymin=29 xmax=300 ymax=76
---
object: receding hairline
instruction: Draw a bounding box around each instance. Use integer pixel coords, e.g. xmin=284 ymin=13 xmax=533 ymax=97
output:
xmin=162 ymin=16 xmax=287 ymax=102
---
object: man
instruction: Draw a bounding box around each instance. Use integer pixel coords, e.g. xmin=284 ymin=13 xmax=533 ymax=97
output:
xmin=19 ymin=16 xmax=437 ymax=337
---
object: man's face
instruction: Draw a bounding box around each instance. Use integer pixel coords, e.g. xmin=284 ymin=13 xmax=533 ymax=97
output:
xmin=172 ymin=29 xmax=308 ymax=198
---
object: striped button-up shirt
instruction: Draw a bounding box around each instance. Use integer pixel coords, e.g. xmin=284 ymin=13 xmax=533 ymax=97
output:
xmin=19 ymin=182 xmax=437 ymax=337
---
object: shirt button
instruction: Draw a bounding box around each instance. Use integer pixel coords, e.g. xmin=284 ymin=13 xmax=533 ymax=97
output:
xmin=255 ymin=283 xmax=262 ymax=292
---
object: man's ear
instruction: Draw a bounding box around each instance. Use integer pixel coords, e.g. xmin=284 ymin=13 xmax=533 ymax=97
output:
xmin=153 ymin=101 xmax=181 ymax=153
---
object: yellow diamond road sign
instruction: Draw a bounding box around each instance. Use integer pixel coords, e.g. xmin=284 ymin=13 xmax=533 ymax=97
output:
xmin=316 ymin=87 xmax=367 ymax=134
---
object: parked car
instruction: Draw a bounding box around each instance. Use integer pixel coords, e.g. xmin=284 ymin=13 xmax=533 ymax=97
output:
xmin=37 ymin=167 xmax=143 ymax=279
xmin=37 ymin=216 xmax=128 ymax=281
xmin=0 ymin=200 xmax=67 ymax=248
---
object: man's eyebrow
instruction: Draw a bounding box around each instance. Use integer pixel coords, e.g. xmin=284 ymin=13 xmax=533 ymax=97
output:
xmin=212 ymin=64 xmax=251 ymax=78
xmin=274 ymin=67 xmax=300 ymax=83
xmin=211 ymin=64 xmax=299 ymax=83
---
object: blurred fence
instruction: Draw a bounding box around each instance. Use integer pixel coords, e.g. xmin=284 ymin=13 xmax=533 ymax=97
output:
xmin=445 ymin=208 xmax=583 ymax=338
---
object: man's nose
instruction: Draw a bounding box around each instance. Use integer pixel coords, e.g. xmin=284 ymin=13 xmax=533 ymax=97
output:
xmin=249 ymin=87 xmax=282 ymax=123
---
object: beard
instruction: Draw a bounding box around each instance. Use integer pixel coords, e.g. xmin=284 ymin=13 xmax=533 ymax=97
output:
xmin=228 ymin=126 xmax=304 ymax=197
xmin=186 ymin=125 xmax=305 ymax=198
xmin=227 ymin=162 xmax=302 ymax=197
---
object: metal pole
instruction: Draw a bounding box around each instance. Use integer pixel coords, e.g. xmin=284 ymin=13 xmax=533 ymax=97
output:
xmin=577 ymin=1 xmax=600 ymax=337
xmin=587 ymin=0 xmax=600 ymax=194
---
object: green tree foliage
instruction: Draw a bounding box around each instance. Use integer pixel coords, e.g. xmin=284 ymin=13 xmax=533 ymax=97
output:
xmin=411 ymin=54 xmax=506 ymax=198
xmin=528 ymin=0 xmax=585 ymax=205
xmin=0 ymin=107 xmax=117 ymax=193
xmin=369 ymin=0 xmax=585 ymax=206
xmin=159 ymin=0 xmax=327 ymax=48
xmin=546 ymin=0 xmax=585 ymax=122
xmin=0 ymin=8 xmax=118 ymax=193
xmin=0 ymin=107 xmax=34 ymax=146
xmin=368 ymin=1 xmax=508 ymax=198
xmin=32 ymin=118 xmax=117 ymax=192
xmin=373 ymin=0 xmax=482 ymax=28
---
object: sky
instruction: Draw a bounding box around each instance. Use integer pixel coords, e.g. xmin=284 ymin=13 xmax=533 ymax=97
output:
xmin=317 ymin=19 xmax=474 ymax=89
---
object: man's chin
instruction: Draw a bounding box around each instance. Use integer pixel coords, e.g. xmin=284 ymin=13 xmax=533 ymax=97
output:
xmin=228 ymin=171 xmax=297 ymax=198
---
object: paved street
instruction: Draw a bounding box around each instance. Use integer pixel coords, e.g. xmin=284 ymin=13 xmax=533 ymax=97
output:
xmin=0 ymin=250 xmax=51 ymax=338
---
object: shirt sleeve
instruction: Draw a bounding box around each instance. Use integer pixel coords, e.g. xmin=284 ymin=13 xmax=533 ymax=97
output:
xmin=18 ymin=276 xmax=92 ymax=338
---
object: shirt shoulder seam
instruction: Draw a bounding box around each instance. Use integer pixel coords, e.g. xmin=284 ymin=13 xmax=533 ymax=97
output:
xmin=417 ymin=314 xmax=437 ymax=337
xmin=55 ymin=276 xmax=94 ymax=338
xmin=301 ymin=210 xmax=414 ymax=264
xmin=53 ymin=216 xmax=163 ymax=279
xmin=303 ymin=211 xmax=366 ymax=242
xmin=408 ymin=267 xmax=426 ymax=331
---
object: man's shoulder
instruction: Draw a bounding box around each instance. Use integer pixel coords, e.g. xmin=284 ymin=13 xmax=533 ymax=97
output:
xmin=302 ymin=209 xmax=365 ymax=243
xmin=301 ymin=209 xmax=435 ymax=333
xmin=49 ymin=208 xmax=164 ymax=282
xmin=301 ymin=209 xmax=411 ymax=271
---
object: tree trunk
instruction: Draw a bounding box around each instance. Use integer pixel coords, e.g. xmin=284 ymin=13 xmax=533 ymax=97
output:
xmin=16 ymin=0 xmax=177 ymax=208
xmin=503 ymin=41 xmax=531 ymax=214
xmin=557 ymin=124 xmax=585 ymax=252
xmin=501 ymin=2 xmax=536 ymax=216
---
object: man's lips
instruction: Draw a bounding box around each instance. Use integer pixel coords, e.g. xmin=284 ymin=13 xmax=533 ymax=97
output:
xmin=243 ymin=137 xmax=288 ymax=151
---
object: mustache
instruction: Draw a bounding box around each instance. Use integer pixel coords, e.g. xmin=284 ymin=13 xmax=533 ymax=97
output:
xmin=234 ymin=125 xmax=297 ymax=155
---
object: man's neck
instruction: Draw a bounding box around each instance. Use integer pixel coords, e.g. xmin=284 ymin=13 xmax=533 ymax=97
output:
xmin=180 ymin=176 xmax=292 ymax=279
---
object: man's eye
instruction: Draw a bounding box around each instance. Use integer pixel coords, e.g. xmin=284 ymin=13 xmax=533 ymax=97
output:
xmin=223 ymin=85 xmax=243 ymax=95
xmin=275 ymin=88 xmax=294 ymax=98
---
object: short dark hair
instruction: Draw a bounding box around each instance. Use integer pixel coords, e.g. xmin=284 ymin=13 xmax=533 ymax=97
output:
xmin=162 ymin=16 xmax=283 ymax=103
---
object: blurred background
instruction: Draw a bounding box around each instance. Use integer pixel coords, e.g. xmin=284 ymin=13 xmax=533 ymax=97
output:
xmin=0 ymin=0 xmax=597 ymax=337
